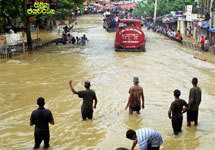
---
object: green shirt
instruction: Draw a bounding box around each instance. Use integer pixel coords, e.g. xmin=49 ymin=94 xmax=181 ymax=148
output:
xmin=78 ymin=89 xmax=97 ymax=113
xmin=189 ymin=87 xmax=202 ymax=111
xmin=170 ymin=99 xmax=188 ymax=117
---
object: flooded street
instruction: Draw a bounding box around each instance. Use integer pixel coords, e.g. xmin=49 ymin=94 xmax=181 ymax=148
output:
xmin=0 ymin=14 xmax=215 ymax=150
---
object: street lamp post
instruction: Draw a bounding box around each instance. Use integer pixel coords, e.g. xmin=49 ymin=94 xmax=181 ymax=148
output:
xmin=154 ymin=0 xmax=158 ymax=24
xmin=209 ymin=0 xmax=214 ymax=45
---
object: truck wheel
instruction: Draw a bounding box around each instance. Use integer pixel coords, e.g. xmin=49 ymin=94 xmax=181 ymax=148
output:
xmin=142 ymin=46 xmax=146 ymax=52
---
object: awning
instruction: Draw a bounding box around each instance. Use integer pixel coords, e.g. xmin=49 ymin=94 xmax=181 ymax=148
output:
xmin=209 ymin=28 xmax=215 ymax=32
xmin=120 ymin=3 xmax=137 ymax=9
xmin=162 ymin=18 xmax=170 ymax=23
xmin=202 ymin=22 xmax=209 ymax=28
xmin=170 ymin=18 xmax=178 ymax=23
xmin=94 ymin=4 xmax=106 ymax=9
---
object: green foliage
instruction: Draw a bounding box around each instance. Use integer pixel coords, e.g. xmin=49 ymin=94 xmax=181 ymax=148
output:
xmin=212 ymin=0 xmax=215 ymax=11
xmin=133 ymin=0 xmax=194 ymax=17
xmin=0 ymin=0 xmax=86 ymax=31
xmin=0 ymin=0 xmax=24 ymax=29
xmin=54 ymin=0 xmax=86 ymax=20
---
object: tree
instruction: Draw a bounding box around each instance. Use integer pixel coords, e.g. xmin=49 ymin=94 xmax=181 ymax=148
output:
xmin=54 ymin=0 xmax=86 ymax=20
xmin=133 ymin=0 xmax=194 ymax=17
xmin=0 ymin=0 xmax=23 ymax=32
xmin=0 ymin=0 xmax=86 ymax=51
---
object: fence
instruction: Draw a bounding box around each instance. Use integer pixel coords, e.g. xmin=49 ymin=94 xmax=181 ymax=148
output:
xmin=182 ymin=41 xmax=200 ymax=50
xmin=0 ymin=38 xmax=58 ymax=58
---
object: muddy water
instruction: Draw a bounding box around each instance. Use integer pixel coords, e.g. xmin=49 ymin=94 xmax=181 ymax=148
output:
xmin=0 ymin=14 xmax=215 ymax=150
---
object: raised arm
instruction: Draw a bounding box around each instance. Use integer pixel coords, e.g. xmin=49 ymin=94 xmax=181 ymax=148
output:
xmin=69 ymin=80 xmax=78 ymax=94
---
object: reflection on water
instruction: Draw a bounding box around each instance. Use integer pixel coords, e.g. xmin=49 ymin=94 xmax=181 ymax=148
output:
xmin=0 ymin=14 xmax=215 ymax=150
xmin=163 ymin=128 xmax=200 ymax=150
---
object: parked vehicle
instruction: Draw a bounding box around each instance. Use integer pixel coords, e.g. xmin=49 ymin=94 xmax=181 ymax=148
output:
xmin=115 ymin=19 xmax=146 ymax=52
xmin=103 ymin=12 xmax=117 ymax=32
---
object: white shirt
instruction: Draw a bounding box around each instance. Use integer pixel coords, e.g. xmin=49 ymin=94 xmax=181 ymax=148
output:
xmin=115 ymin=16 xmax=119 ymax=22
xmin=103 ymin=11 xmax=111 ymax=19
xmin=136 ymin=128 xmax=163 ymax=150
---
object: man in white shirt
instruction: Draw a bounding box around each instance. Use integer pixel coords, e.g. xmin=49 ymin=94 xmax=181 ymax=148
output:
xmin=126 ymin=128 xmax=163 ymax=150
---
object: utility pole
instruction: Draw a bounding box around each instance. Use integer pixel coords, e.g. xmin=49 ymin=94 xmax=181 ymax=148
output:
xmin=154 ymin=0 xmax=158 ymax=24
xmin=210 ymin=0 xmax=214 ymax=28
xmin=209 ymin=0 xmax=214 ymax=45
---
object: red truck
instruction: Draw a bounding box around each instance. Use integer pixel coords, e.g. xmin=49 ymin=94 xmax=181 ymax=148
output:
xmin=114 ymin=19 xmax=146 ymax=52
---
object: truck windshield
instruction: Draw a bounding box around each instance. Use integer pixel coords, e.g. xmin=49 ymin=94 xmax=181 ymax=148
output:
xmin=118 ymin=22 xmax=136 ymax=28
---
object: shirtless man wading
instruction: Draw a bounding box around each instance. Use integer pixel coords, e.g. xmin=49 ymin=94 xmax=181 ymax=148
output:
xmin=125 ymin=77 xmax=145 ymax=114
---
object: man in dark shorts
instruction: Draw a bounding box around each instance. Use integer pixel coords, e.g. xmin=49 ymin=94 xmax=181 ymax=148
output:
xmin=125 ymin=77 xmax=144 ymax=114
xmin=187 ymin=77 xmax=202 ymax=126
xmin=69 ymin=80 xmax=97 ymax=121
xmin=30 ymin=97 xmax=54 ymax=150
xmin=168 ymin=90 xmax=189 ymax=135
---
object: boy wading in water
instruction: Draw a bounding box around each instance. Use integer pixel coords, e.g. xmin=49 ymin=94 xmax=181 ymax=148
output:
xmin=125 ymin=77 xmax=144 ymax=114
xmin=168 ymin=90 xmax=189 ymax=135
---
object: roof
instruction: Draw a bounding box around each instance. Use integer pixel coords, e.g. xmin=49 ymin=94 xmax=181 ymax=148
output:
xmin=209 ymin=28 xmax=215 ymax=32
xmin=118 ymin=19 xmax=141 ymax=23
xmin=202 ymin=22 xmax=210 ymax=28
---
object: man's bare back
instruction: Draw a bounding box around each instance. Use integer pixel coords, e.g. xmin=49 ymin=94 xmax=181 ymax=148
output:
xmin=129 ymin=85 xmax=143 ymax=107
xmin=125 ymin=77 xmax=144 ymax=114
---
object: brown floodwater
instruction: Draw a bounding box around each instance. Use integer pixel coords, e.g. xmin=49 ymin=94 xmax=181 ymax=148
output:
xmin=0 ymin=14 xmax=215 ymax=150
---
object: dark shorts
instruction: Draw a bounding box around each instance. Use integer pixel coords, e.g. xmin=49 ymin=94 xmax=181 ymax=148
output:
xmin=187 ymin=110 xmax=198 ymax=122
xmin=148 ymin=147 xmax=160 ymax=150
xmin=201 ymin=44 xmax=204 ymax=50
xmin=34 ymin=132 xmax=50 ymax=149
xmin=129 ymin=105 xmax=141 ymax=112
xmin=148 ymin=144 xmax=160 ymax=150
xmin=82 ymin=109 xmax=93 ymax=120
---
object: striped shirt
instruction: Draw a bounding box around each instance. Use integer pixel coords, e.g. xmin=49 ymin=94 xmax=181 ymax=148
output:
xmin=136 ymin=128 xmax=163 ymax=150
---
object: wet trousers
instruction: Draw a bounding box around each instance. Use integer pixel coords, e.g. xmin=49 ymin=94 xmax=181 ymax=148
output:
xmin=187 ymin=109 xmax=198 ymax=123
xmin=34 ymin=132 xmax=50 ymax=149
xmin=172 ymin=115 xmax=183 ymax=135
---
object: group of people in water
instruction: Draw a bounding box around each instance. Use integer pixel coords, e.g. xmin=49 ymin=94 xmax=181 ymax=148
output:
xmin=30 ymin=77 xmax=201 ymax=150
xmin=56 ymin=24 xmax=89 ymax=46
xmin=56 ymin=33 xmax=89 ymax=46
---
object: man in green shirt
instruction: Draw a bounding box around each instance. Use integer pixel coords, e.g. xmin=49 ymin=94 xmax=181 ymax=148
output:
xmin=187 ymin=77 xmax=202 ymax=126
xmin=69 ymin=80 xmax=97 ymax=121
